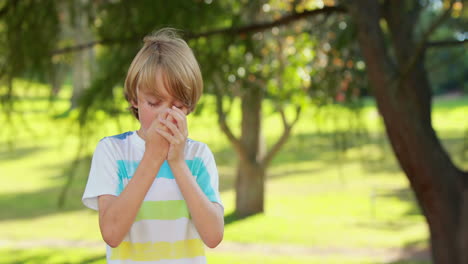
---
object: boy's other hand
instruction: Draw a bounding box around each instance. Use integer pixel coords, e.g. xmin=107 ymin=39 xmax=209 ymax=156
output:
xmin=156 ymin=106 xmax=188 ymax=164
xmin=142 ymin=112 xmax=170 ymax=159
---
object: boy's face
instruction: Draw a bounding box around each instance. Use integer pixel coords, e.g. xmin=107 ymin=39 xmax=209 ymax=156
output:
xmin=133 ymin=70 xmax=188 ymax=134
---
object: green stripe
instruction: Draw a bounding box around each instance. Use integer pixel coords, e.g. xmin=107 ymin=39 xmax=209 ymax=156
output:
xmin=135 ymin=200 xmax=189 ymax=221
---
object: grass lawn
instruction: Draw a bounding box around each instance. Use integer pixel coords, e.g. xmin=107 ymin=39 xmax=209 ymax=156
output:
xmin=0 ymin=248 xmax=429 ymax=264
xmin=0 ymin=82 xmax=466 ymax=264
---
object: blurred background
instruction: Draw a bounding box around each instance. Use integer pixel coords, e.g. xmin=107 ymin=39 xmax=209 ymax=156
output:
xmin=0 ymin=0 xmax=467 ymax=263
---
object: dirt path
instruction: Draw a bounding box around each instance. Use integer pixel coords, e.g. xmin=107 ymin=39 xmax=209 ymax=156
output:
xmin=0 ymin=239 xmax=431 ymax=262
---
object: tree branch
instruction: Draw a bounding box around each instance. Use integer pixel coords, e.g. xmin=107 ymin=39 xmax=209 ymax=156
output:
xmin=189 ymin=6 xmax=347 ymax=38
xmin=212 ymin=74 xmax=246 ymax=158
xmin=261 ymin=36 xmax=302 ymax=167
xmin=399 ymin=0 xmax=456 ymax=83
xmin=427 ymin=38 xmax=468 ymax=48
xmin=51 ymin=6 xmax=346 ymax=55
xmin=263 ymin=106 xmax=301 ymax=167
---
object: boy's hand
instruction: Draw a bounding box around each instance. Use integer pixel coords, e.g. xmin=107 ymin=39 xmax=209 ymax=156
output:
xmin=156 ymin=106 xmax=188 ymax=164
xmin=142 ymin=113 xmax=170 ymax=159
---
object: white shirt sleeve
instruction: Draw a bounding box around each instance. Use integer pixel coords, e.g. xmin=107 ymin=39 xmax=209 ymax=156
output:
xmin=82 ymin=138 xmax=120 ymax=211
xmin=195 ymin=143 xmax=223 ymax=209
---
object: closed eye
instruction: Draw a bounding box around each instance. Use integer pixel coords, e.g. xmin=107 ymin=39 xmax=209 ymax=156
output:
xmin=173 ymin=102 xmax=184 ymax=109
xmin=148 ymin=100 xmax=161 ymax=107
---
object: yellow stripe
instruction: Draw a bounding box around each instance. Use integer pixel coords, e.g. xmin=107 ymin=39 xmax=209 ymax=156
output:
xmin=110 ymin=239 xmax=205 ymax=261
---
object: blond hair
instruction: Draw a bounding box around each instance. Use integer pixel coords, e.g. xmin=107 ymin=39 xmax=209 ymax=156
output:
xmin=124 ymin=28 xmax=203 ymax=119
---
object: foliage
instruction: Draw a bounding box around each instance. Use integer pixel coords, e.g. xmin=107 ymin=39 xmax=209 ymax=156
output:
xmin=0 ymin=0 xmax=60 ymax=114
xmin=420 ymin=0 xmax=468 ymax=94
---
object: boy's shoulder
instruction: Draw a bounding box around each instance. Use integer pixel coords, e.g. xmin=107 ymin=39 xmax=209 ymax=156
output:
xmin=95 ymin=131 xmax=137 ymax=151
xmin=101 ymin=131 xmax=135 ymax=142
xmin=185 ymin=138 xmax=213 ymax=157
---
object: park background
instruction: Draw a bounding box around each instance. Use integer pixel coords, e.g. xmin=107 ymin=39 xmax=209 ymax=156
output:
xmin=0 ymin=0 xmax=467 ymax=263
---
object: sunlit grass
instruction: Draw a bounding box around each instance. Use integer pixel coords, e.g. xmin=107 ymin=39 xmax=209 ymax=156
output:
xmin=0 ymin=248 xmax=429 ymax=264
xmin=0 ymin=248 xmax=399 ymax=264
xmin=207 ymin=252 xmax=377 ymax=264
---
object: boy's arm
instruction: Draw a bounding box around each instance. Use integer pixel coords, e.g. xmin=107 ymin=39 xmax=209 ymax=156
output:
xmin=157 ymin=106 xmax=224 ymax=248
xmin=170 ymin=162 xmax=224 ymax=248
xmin=98 ymin=117 xmax=169 ymax=248
xmin=98 ymin=149 xmax=164 ymax=248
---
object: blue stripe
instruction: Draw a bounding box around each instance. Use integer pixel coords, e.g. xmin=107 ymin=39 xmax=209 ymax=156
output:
xmin=191 ymin=158 xmax=218 ymax=203
xmin=111 ymin=131 xmax=134 ymax=140
xmin=115 ymin=158 xmax=218 ymax=203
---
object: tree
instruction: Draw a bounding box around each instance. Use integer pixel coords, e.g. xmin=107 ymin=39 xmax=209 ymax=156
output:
xmin=194 ymin=1 xmax=310 ymax=217
xmin=208 ymin=34 xmax=304 ymax=217
xmin=345 ymin=0 xmax=468 ymax=263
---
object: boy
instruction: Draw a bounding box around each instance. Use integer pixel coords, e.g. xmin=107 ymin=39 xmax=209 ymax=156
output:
xmin=82 ymin=28 xmax=224 ymax=264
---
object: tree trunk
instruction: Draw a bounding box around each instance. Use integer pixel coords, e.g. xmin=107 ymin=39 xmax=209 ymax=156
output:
xmin=235 ymin=85 xmax=265 ymax=217
xmin=70 ymin=0 xmax=93 ymax=109
xmin=236 ymin=158 xmax=265 ymax=217
xmin=348 ymin=1 xmax=468 ymax=263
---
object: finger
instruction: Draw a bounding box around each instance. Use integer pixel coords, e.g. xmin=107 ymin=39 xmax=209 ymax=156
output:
xmin=168 ymin=111 xmax=185 ymax=129
xmin=157 ymin=110 xmax=171 ymax=132
xmin=160 ymin=119 xmax=186 ymax=144
xmin=167 ymin=113 xmax=187 ymax=138
xmin=171 ymin=106 xmax=187 ymax=118
xmin=171 ymin=105 xmax=187 ymax=118
xmin=165 ymin=113 xmax=176 ymax=135
xmin=170 ymin=107 xmax=186 ymax=121
xmin=167 ymin=110 xmax=177 ymax=125
xmin=169 ymin=107 xmax=188 ymax=134
xmin=159 ymin=117 xmax=183 ymax=137
xmin=156 ymin=128 xmax=181 ymax=144
xmin=179 ymin=106 xmax=189 ymax=115
xmin=158 ymin=109 xmax=170 ymax=122
xmin=148 ymin=119 xmax=162 ymax=135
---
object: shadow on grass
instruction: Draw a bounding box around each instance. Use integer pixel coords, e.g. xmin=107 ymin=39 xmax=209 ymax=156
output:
xmin=377 ymin=187 xmax=422 ymax=216
xmin=224 ymin=211 xmax=259 ymax=226
xmin=80 ymin=254 xmax=106 ymax=264
xmin=0 ymin=249 xmax=105 ymax=264
xmin=387 ymin=260 xmax=430 ymax=264
xmin=0 ymin=145 xmax=47 ymax=162
xmin=387 ymin=238 xmax=431 ymax=264
xmin=354 ymin=187 xmax=423 ymax=231
xmin=0 ymin=156 xmax=91 ymax=221
xmin=0 ymin=186 xmax=75 ymax=220
xmin=354 ymin=219 xmax=420 ymax=232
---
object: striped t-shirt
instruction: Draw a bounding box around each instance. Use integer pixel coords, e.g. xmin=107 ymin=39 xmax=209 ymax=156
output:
xmin=82 ymin=131 xmax=223 ymax=264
